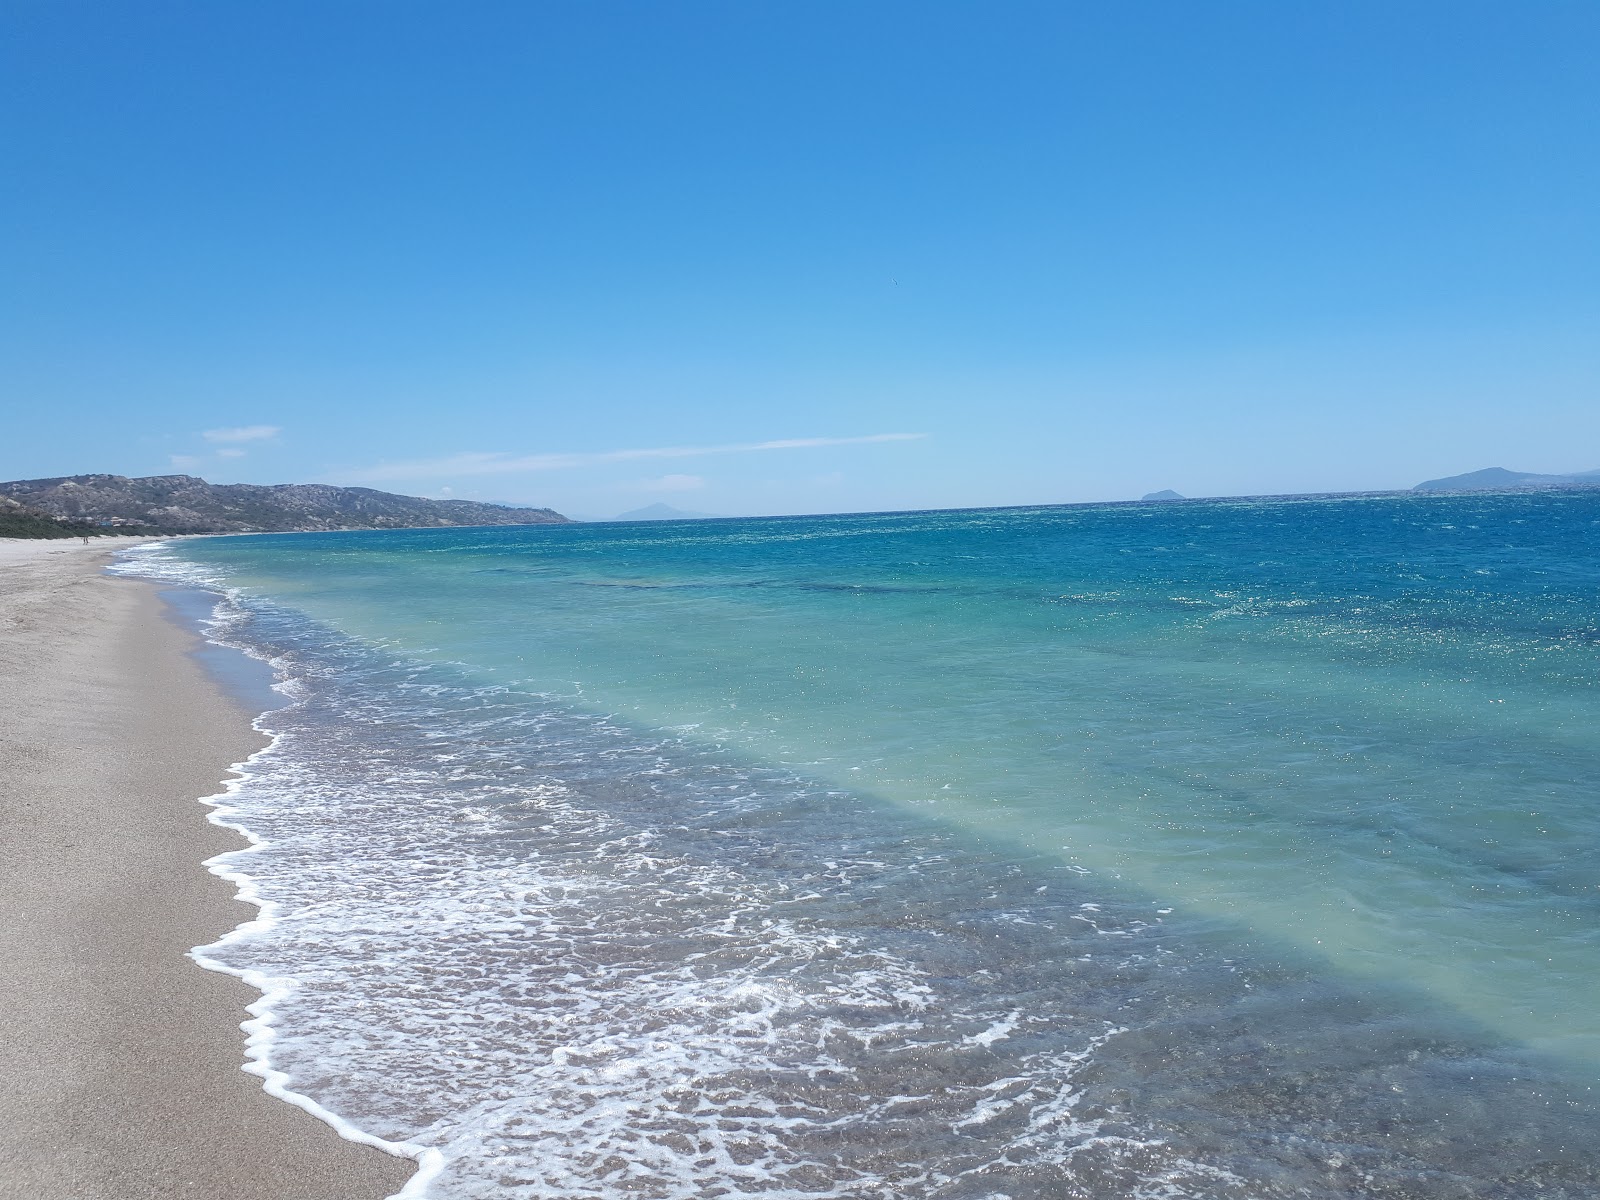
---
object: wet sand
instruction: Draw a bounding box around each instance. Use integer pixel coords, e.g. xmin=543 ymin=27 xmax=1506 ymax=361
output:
xmin=0 ymin=540 xmax=414 ymax=1200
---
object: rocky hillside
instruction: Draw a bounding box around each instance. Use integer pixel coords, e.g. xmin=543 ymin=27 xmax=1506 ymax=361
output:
xmin=0 ymin=474 xmax=570 ymax=534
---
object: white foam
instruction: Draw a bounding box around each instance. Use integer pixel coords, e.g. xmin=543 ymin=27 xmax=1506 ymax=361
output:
xmin=113 ymin=550 xmax=441 ymax=1193
xmin=109 ymin=540 xmax=1251 ymax=1199
xmin=963 ymin=1011 xmax=1021 ymax=1048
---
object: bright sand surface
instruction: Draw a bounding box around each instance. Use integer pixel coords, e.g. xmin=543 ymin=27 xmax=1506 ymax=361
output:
xmin=0 ymin=539 xmax=414 ymax=1200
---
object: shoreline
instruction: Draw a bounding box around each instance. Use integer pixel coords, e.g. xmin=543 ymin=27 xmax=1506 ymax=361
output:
xmin=0 ymin=540 xmax=414 ymax=1200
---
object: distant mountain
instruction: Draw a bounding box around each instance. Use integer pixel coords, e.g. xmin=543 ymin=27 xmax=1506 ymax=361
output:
xmin=1412 ymin=467 xmax=1600 ymax=493
xmin=612 ymin=502 xmax=721 ymax=522
xmin=0 ymin=474 xmax=571 ymax=533
xmin=1142 ymin=489 xmax=1184 ymax=501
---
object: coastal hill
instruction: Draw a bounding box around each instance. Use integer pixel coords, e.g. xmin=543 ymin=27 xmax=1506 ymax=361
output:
xmin=1413 ymin=466 xmax=1600 ymax=492
xmin=0 ymin=473 xmax=570 ymax=534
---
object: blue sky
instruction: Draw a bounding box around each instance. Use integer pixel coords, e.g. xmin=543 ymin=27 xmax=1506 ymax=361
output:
xmin=3 ymin=1 xmax=1596 ymax=517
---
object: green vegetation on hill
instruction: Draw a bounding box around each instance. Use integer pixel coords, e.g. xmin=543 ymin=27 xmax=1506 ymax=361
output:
xmin=0 ymin=497 xmax=107 ymax=539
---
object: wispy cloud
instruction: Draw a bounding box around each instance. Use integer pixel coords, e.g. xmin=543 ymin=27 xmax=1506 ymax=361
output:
xmin=170 ymin=454 xmax=203 ymax=470
xmin=341 ymin=433 xmax=928 ymax=483
xmin=636 ymin=473 xmax=706 ymax=492
xmin=216 ymin=447 xmax=247 ymax=458
xmin=203 ymin=424 xmax=281 ymax=443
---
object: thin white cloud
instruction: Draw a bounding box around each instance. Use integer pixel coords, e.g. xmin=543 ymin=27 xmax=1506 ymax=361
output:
xmin=637 ymin=473 xmax=706 ymax=492
xmin=342 ymin=432 xmax=928 ymax=483
xmin=170 ymin=454 xmax=203 ymax=469
xmin=203 ymin=424 xmax=281 ymax=443
xmin=216 ymin=447 xmax=247 ymax=458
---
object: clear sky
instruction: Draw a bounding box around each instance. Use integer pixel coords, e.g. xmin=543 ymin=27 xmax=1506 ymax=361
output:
xmin=3 ymin=2 xmax=1596 ymax=517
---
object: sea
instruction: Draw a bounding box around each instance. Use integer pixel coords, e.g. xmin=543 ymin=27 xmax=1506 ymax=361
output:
xmin=111 ymin=490 xmax=1600 ymax=1200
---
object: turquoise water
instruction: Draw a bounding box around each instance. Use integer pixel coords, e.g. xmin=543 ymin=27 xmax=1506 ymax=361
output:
xmin=122 ymin=492 xmax=1600 ymax=1198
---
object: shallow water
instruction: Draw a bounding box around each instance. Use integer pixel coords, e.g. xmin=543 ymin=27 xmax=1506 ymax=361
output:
xmin=116 ymin=492 xmax=1600 ymax=1198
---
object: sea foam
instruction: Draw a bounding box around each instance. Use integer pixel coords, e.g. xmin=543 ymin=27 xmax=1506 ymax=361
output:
xmin=112 ymin=542 xmax=1240 ymax=1198
xmin=109 ymin=500 xmax=1600 ymax=1199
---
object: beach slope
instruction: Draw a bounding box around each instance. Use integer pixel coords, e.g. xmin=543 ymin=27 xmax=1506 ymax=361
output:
xmin=0 ymin=541 xmax=413 ymax=1200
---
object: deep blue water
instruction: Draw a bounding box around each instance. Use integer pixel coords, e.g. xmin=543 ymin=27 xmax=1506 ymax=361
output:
xmin=118 ymin=491 xmax=1600 ymax=1198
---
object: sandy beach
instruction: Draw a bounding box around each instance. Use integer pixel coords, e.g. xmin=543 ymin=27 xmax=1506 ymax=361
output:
xmin=0 ymin=540 xmax=413 ymax=1200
